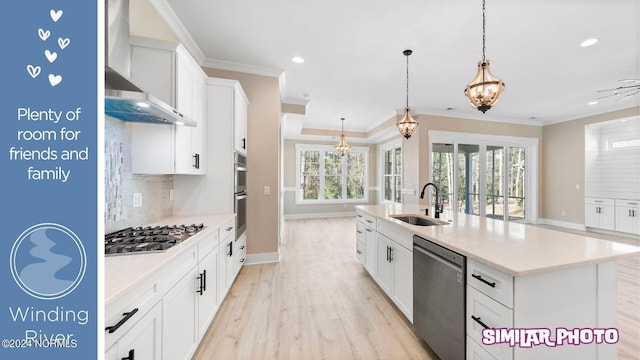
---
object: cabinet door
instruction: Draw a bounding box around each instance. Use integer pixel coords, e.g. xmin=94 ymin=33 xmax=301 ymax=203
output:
xmin=599 ymin=204 xmax=615 ymax=231
xmin=197 ymin=246 xmax=219 ymax=340
xmin=234 ymin=233 xmax=247 ymax=276
xmin=218 ymin=238 xmax=235 ymax=303
xmin=356 ymin=239 xmax=366 ymax=264
xmin=163 ymin=267 xmax=198 ymax=360
xmin=115 ymin=302 xmax=162 ymax=360
xmin=174 ymin=55 xmax=195 ymax=174
xmin=234 ymin=93 xmax=248 ymax=154
xmin=585 ymin=203 xmax=600 ymax=228
xmin=376 ymin=234 xmax=393 ymax=294
xmin=364 ymin=226 xmax=377 ymax=276
xmin=391 ymin=243 xmax=413 ymax=321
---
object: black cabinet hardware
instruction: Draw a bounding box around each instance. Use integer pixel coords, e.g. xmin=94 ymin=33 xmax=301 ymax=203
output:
xmin=356 ymin=250 xmax=362 ymax=254
xmin=226 ymin=226 xmax=234 ymax=232
xmin=389 ymin=247 xmax=393 ymax=262
xmin=241 ymin=138 xmax=246 ymax=150
xmin=366 ymin=219 xmax=373 ymax=223
xmin=365 ymin=228 xmax=372 ymax=233
xmin=471 ymin=274 xmax=496 ymax=288
xmin=193 ymin=153 xmax=200 ymax=169
xmin=471 ymin=315 xmax=490 ymax=329
xmin=356 ymin=230 xmax=363 ymax=234
xmin=106 ymin=308 xmax=139 ymax=333
xmin=122 ymin=349 xmax=135 ymax=360
xmin=202 ymin=269 xmax=207 ymax=292
xmin=227 ymin=242 xmax=233 ymax=257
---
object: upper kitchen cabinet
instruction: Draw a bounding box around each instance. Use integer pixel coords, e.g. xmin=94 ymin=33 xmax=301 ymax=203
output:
xmin=128 ymin=36 xmax=207 ymax=175
xmin=234 ymin=92 xmax=248 ymax=155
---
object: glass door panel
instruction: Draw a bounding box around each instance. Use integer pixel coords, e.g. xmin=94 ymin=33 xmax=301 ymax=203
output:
xmin=508 ymin=147 xmax=526 ymax=220
xmin=486 ymin=146 xmax=505 ymax=219
xmin=458 ymin=144 xmax=480 ymax=215
xmin=431 ymin=143 xmax=454 ymax=212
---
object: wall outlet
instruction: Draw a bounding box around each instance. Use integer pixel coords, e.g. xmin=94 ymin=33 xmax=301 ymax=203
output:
xmin=561 ymin=210 xmax=566 ymax=217
xmin=169 ymin=189 xmax=174 ymax=201
xmin=575 ymin=183 xmax=580 ymax=190
xmin=264 ymin=186 xmax=271 ymax=195
xmin=133 ymin=192 xmax=143 ymax=208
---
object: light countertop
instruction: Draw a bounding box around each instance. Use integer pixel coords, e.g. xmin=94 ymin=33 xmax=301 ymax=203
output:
xmin=357 ymin=204 xmax=640 ymax=276
xmin=105 ymin=213 xmax=234 ymax=305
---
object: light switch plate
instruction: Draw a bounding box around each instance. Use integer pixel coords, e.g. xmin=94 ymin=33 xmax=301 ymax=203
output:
xmin=264 ymin=186 xmax=271 ymax=195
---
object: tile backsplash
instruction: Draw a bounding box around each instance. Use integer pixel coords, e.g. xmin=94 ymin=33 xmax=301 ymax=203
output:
xmin=105 ymin=116 xmax=173 ymax=233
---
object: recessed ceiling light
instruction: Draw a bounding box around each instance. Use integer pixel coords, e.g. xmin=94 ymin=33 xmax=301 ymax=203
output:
xmin=588 ymin=101 xmax=598 ymax=105
xmin=291 ymin=56 xmax=304 ymax=64
xmin=580 ymin=38 xmax=598 ymax=47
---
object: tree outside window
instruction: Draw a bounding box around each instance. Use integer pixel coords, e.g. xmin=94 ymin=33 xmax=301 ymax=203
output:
xmin=383 ymin=146 xmax=402 ymax=203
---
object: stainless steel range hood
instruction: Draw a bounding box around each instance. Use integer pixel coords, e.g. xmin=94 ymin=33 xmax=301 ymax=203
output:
xmin=105 ymin=0 xmax=195 ymax=126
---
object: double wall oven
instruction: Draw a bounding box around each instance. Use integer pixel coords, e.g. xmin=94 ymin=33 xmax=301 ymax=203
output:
xmin=234 ymin=152 xmax=247 ymax=239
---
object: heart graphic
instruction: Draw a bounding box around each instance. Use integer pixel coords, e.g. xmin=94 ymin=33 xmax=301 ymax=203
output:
xmin=38 ymin=28 xmax=50 ymax=41
xmin=50 ymin=9 xmax=63 ymax=22
xmin=58 ymin=37 xmax=70 ymax=50
xmin=45 ymin=50 xmax=58 ymax=63
xmin=48 ymin=74 xmax=62 ymax=87
xmin=27 ymin=65 xmax=41 ymax=79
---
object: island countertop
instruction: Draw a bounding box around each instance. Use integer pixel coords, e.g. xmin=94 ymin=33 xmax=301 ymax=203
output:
xmin=356 ymin=204 xmax=640 ymax=276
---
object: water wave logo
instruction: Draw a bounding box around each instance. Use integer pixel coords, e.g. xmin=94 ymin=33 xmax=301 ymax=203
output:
xmin=10 ymin=223 xmax=86 ymax=300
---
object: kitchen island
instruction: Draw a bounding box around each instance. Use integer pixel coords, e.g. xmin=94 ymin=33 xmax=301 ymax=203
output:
xmin=355 ymin=204 xmax=640 ymax=360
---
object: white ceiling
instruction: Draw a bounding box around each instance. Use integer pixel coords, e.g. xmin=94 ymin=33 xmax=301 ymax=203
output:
xmin=159 ymin=0 xmax=639 ymax=133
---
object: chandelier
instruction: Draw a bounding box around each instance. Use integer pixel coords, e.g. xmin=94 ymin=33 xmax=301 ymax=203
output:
xmin=464 ymin=0 xmax=505 ymax=113
xmin=335 ymin=117 xmax=351 ymax=156
xmin=397 ymin=49 xmax=419 ymax=139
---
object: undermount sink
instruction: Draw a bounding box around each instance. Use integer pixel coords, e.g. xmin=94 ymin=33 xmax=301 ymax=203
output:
xmin=390 ymin=214 xmax=449 ymax=226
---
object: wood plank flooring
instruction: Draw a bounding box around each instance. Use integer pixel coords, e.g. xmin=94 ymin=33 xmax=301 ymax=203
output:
xmin=194 ymin=218 xmax=639 ymax=360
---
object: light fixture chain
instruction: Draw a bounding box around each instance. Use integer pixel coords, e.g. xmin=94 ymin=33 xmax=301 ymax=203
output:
xmin=482 ymin=0 xmax=486 ymax=63
xmin=406 ymin=54 xmax=410 ymax=108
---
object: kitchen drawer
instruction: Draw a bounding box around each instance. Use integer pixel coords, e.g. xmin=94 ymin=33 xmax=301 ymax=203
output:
xmin=161 ymin=242 xmax=198 ymax=291
xmin=219 ymin=216 xmax=236 ymax=244
xmin=585 ymin=197 xmax=614 ymax=206
xmin=197 ymin=229 xmax=219 ymax=262
xmin=356 ymin=209 xmax=366 ymax=222
xmin=356 ymin=221 xmax=365 ymax=241
xmin=105 ymin=272 xmax=162 ymax=350
xmin=615 ymin=199 xmax=640 ymax=207
xmin=377 ymin=220 xmax=413 ymax=250
xmin=467 ymin=286 xmax=513 ymax=360
xmin=364 ymin=214 xmax=377 ymax=228
xmin=356 ymin=238 xmax=366 ymax=263
xmin=236 ymin=233 xmax=247 ymax=263
xmin=467 ymin=335 xmax=498 ymax=360
xmin=468 ymin=258 xmax=514 ymax=308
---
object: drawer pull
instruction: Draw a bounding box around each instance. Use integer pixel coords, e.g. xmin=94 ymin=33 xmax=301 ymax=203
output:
xmin=357 ymin=230 xmax=363 ymax=234
xmin=471 ymin=273 xmax=496 ymax=288
xmin=366 ymin=219 xmax=373 ymax=224
xmin=356 ymin=214 xmax=363 ymax=218
xmin=122 ymin=349 xmax=135 ymax=360
xmin=106 ymin=308 xmax=139 ymax=333
xmin=226 ymin=226 xmax=234 ymax=232
xmin=471 ymin=315 xmax=490 ymax=329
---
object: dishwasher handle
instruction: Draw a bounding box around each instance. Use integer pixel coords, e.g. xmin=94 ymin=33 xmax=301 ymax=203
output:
xmin=413 ymin=244 xmax=463 ymax=273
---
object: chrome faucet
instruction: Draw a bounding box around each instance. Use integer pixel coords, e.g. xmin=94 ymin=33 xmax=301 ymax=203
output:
xmin=420 ymin=182 xmax=441 ymax=218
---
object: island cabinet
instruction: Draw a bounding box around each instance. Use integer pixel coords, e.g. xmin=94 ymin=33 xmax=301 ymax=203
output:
xmin=129 ymin=36 xmax=207 ymax=175
xmin=356 ymin=210 xmax=378 ymax=276
xmin=467 ymin=259 xmax=617 ymax=360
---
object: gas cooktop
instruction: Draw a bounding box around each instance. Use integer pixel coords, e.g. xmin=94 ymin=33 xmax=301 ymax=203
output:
xmin=105 ymin=223 xmax=204 ymax=256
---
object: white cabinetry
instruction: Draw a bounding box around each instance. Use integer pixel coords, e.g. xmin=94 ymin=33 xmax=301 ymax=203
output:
xmin=355 ymin=219 xmax=366 ymax=263
xmin=234 ymin=93 xmax=248 ymax=154
xmin=615 ymin=199 xmax=640 ymax=235
xmin=364 ymin=217 xmax=377 ymax=276
xmin=105 ymin=302 xmax=162 ymax=360
xmin=218 ymin=217 xmax=238 ymax=303
xmin=129 ymin=37 xmax=206 ymax=175
xmin=197 ymin=238 xmax=220 ymax=340
xmin=585 ymin=197 xmax=615 ymax=231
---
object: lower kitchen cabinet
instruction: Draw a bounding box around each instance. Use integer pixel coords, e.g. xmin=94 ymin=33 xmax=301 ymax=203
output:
xmin=163 ymin=266 xmax=199 ymax=360
xmin=105 ymin=302 xmax=162 ymax=360
xmin=197 ymin=245 xmax=219 ymax=340
xmin=376 ymin=233 xmax=413 ymax=321
xmin=364 ymin=225 xmax=377 ymax=276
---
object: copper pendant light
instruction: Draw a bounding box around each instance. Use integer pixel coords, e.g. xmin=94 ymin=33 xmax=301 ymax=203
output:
xmin=397 ymin=49 xmax=419 ymax=139
xmin=464 ymin=0 xmax=505 ymax=113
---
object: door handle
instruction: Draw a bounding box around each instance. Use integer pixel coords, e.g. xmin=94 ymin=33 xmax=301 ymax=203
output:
xmin=471 ymin=315 xmax=490 ymax=329
xmin=105 ymin=308 xmax=139 ymax=333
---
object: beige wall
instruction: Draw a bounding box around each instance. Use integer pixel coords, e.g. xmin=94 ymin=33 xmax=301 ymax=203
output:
xmin=541 ymin=107 xmax=640 ymax=225
xmin=203 ymin=68 xmax=281 ymax=255
xmin=283 ymin=139 xmax=377 ymax=216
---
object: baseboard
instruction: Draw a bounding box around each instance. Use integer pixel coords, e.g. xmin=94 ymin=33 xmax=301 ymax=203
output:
xmin=538 ymin=218 xmax=586 ymax=231
xmin=245 ymin=252 xmax=280 ymax=265
xmin=283 ymin=211 xmax=355 ymax=220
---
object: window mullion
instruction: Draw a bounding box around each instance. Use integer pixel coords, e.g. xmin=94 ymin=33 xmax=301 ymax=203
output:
xmin=342 ymin=155 xmax=348 ymax=200
xmin=319 ymin=151 xmax=326 ymax=200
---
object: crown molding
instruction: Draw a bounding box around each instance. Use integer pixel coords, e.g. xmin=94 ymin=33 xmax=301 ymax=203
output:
xmin=202 ymin=58 xmax=284 ymax=78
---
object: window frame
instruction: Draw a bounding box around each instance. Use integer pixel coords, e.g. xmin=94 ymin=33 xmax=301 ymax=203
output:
xmin=295 ymin=144 xmax=369 ymax=204
xmin=379 ymin=139 xmax=403 ymax=204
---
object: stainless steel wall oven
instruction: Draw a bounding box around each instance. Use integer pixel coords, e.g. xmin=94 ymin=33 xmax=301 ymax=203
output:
xmin=234 ymin=153 xmax=247 ymax=239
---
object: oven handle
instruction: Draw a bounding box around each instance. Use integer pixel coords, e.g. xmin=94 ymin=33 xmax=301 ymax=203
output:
xmin=236 ymin=194 xmax=247 ymax=200
xmin=235 ymin=166 xmax=247 ymax=172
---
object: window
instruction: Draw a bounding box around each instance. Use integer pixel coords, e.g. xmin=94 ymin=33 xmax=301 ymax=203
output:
xmin=381 ymin=142 xmax=402 ymax=203
xmin=296 ymin=144 xmax=368 ymax=203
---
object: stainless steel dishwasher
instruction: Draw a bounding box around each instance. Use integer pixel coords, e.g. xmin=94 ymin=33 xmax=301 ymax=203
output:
xmin=413 ymin=235 xmax=466 ymax=360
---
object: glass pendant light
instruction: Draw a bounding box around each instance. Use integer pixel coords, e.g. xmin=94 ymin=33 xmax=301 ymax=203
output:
xmin=464 ymin=0 xmax=505 ymax=113
xmin=335 ymin=117 xmax=351 ymax=156
xmin=397 ymin=49 xmax=419 ymax=139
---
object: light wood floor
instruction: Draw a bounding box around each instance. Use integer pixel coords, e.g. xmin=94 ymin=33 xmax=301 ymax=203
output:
xmin=194 ymin=218 xmax=639 ymax=360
